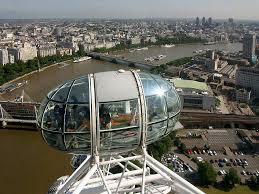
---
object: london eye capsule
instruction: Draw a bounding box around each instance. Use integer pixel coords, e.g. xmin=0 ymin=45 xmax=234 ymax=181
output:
xmin=36 ymin=70 xmax=181 ymax=155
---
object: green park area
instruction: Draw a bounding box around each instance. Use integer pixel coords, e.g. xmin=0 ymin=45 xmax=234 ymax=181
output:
xmin=200 ymin=185 xmax=258 ymax=194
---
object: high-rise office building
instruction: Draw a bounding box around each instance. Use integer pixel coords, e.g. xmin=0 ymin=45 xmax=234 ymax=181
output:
xmin=208 ymin=17 xmax=212 ymax=26
xmin=196 ymin=17 xmax=200 ymax=26
xmin=202 ymin=17 xmax=206 ymax=26
xmin=54 ymin=27 xmax=62 ymax=37
xmin=236 ymin=67 xmax=259 ymax=97
xmin=0 ymin=49 xmax=9 ymax=65
xmin=228 ymin=18 xmax=234 ymax=24
xmin=243 ymin=33 xmax=256 ymax=62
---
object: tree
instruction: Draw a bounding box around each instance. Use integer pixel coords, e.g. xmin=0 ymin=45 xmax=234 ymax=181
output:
xmin=223 ymin=168 xmax=241 ymax=188
xmin=148 ymin=131 xmax=177 ymax=161
xmin=78 ymin=44 xmax=86 ymax=57
xmin=179 ymin=143 xmax=187 ymax=153
xmin=197 ymin=161 xmax=217 ymax=186
xmin=174 ymin=138 xmax=181 ymax=147
xmin=215 ymin=98 xmax=221 ymax=107
xmin=249 ymin=175 xmax=259 ymax=190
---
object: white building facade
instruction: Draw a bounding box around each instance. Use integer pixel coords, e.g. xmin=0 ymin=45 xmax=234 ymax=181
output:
xmin=0 ymin=49 xmax=9 ymax=65
xmin=8 ymin=42 xmax=37 ymax=62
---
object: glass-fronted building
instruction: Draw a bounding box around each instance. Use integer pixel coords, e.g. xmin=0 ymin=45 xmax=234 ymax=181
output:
xmin=37 ymin=70 xmax=181 ymax=155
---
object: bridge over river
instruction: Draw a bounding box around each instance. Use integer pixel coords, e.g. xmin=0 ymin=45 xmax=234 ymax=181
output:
xmin=88 ymin=52 xmax=154 ymax=70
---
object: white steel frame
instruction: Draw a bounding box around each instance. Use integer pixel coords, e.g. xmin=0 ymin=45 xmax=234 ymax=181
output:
xmin=55 ymin=147 xmax=205 ymax=194
xmin=49 ymin=70 xmax=205 ymax=194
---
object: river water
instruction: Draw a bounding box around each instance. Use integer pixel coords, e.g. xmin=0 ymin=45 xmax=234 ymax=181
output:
xmin=0 ymin=43 xmax=242 ymax=194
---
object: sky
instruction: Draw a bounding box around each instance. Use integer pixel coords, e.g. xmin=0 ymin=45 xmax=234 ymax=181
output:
xmin=0 ymin=0 xmax=258 ymax=20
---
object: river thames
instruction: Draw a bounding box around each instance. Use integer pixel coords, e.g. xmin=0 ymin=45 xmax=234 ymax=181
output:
xmin=0 ymin=42 xmax=242 ymax=194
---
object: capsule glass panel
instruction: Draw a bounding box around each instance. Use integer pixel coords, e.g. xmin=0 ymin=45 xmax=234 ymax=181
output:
xmin=38 ymin=76 xmax=91 ymax=154
xmin=64 ymin=134 xmax=91 ymax=151
xmin=67 ymin=77 xmax=89 ymax=103
xmin=139 ymin=73 xmax=170 ymax=143
xmin=52 ymin=81 xmax=73 ymax=102
xmin=146 ymin=120 xmax=167 ymax=144
xmin=146 ymin=95 xmax=167 ymax=123
xmin=167 ymin=89 xmax=181 ymax=117
xmin=100 ymin=127 xmax=139 ymax=152
xmin=42 ymin=131 xmax=65 ymax=151
xmin=37 ymin=97 xmax=48 ymax=125
xmin=64 ymin=104 xmax=90 ymax=132
xmin=42 ymin=101 xmax=64 ymax=132
xmin=99 ymin=99 xmax=140 ymax=152
xmin=139 ymin=73 xmax=162 ymax=96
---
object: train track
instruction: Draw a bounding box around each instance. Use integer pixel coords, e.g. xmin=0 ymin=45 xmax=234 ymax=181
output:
xmin=180 ymin=111 xmax=259 ymax=125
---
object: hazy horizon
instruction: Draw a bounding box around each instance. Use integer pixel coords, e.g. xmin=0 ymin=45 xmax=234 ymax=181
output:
xmin=0 ymin=0 xmax=258 ymax=21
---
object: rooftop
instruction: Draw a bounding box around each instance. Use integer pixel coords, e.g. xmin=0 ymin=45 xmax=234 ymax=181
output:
xmin=170 ymin=78 xmax=210 ymax=92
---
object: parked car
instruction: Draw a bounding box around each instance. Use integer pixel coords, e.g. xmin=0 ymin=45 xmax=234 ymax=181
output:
xmin=241 ymin=170 xmax=247 ymax=176
xmin=197 ymin=157 xmax=203 ymax=162
xmin=246 ymin=171 xmax=252 ymax=175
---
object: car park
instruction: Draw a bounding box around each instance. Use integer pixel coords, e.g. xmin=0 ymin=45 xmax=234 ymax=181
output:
xmin=226 ymin=163 xmax=231 ymax=166
xmin=162 ymin=153 xmax=194 ymax=174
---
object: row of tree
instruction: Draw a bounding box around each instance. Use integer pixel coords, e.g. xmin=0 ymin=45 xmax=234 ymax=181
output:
xmin=94 ymin=35 xmax=206 ymax=53
xmin=197 ymin=162 xmax=248 ymax=190
xmin=151 ymin=57 xmax=193 ymax=75
xmin=147 ymin=131 xmax=177 ymax=160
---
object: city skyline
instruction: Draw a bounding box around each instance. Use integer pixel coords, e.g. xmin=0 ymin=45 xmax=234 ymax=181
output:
xmin=0 ymin=0 xmax=259 ymax=20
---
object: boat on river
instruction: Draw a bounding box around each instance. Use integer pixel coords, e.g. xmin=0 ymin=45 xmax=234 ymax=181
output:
xmin=73 ymin=56 xmax=92 ymax=63
xmin=136 ymin=47 xmax=148 ymax=51
xmin=154 ymin=55 xmax=167 ymax=60
xmin=162 ymin=44 xmax=175 ymax=48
